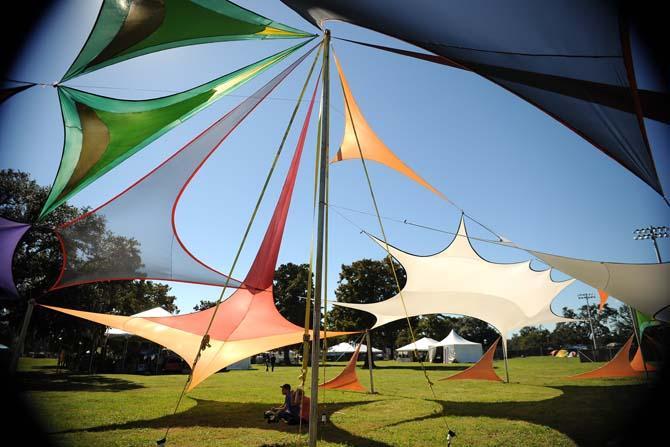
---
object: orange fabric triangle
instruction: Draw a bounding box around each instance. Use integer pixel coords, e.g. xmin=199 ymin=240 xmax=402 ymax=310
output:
xmin=320 ymin=343 xmax=367 ymax=392
xmin=630 ymin=346 xmax=656 ymax=372
xmin=440 ymin=337 xmax=503 ymax=382
xmin=331 ymin=53 xmax=448 ymax=202
xmin=597 ymin=289 xmax=608 ymax=312
xmin=570 ymin=335 xmax=642 ymax=379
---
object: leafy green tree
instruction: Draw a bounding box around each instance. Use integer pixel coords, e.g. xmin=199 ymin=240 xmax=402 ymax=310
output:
xmin=508 ymin=326 xmax=551 ymax=354
xmin=329 ymin=258 xmax=408 ymax=368
xmin=273 ymin=262 xmax=313 ymax=364
xmin=0 ymin=169 xmax=177 ymax=360
xmin=193 ymin=300 xmax=217 ymax=311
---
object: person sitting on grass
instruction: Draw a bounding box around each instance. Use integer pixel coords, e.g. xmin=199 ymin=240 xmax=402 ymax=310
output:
xmin=264 ymin=383 xmax=300 ymax=425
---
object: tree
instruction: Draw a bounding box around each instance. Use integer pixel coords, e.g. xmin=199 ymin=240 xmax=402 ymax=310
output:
xmin=329 ymin=258 xmax=408 ymax=368
xmin=508 ymin=326 xmax=551 ymax=354
xmin=193 ymin=300 xmax=217 ymax=311
xmin=451 ymin=316 xmax=500 ymax=347
xmin=0 ymin=170 xmax=178 ymax=363
xmin=273 ymin=263 xmax=313 ymax=365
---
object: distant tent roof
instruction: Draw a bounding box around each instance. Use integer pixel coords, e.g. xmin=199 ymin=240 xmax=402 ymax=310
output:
xmin=51 ymin=44 xmax=317 ymax=291
xmin=396 ymin=337 xmax=438 ymax=352
xmin=106 ymin=307 xmax=173 ymax=336
xmin=328 ymin=342 xmax=381 ymax=353
xmin=335 ymin=217 xmax=575 ymax=342
xmin=42 ymin=56 xmax=352 ymax=391
xmin=530 ymin=250 xmax=670 ymax=322
xmin=62 ymin=0 xmax=313 ymax=81
xmin=431 ymin=330 xmax=480 ymax=347
xmin=41 ymin=40 xmax=310 ymax=218
xmin=282 ymin=0 xmax=668 ymax=197
xmin=0 ymin=217 xmax=30 ymax=299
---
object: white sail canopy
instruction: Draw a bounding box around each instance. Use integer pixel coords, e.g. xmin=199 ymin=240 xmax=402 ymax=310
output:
xmin=334 ymin=217 xmax=575 ymax=339
xmin=105 ymin=307 xmax=173 ymax=337
xmin=529 ymin=250 xmax=670 ymax=322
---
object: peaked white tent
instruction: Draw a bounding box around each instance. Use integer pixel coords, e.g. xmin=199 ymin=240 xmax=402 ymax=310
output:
xmin=428 ymin=330 xmax=483 ymax=363
xmin=328 ymin=342 xmax=382 ymax=353
xmin=105 ymin=307 xmax=173 ymax=337
xmin=335 ymin=217 xmax=575 ymax=349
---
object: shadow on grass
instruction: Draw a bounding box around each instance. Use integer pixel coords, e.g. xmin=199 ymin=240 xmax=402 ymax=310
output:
xmin=372 ymin=364 xmax=469 ymax=372
xmin=18 ymin=370 xmax=144 ymax=392
xmin=383 ymin=383 xmax=645 ymax=446
xmin=52 ymin=398 xmax=393 ymax=447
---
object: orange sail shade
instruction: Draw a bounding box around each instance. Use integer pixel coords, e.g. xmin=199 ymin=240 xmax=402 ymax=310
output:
xmin=320 ymin=343 xmax=367 ymax=392
xmin=630 ymin=347 xmax=656 ymax=372
xmin=440 ymin=338 xmax=502 ymax=382
xmin=569 ymin=335 xmax=641 ymax=380
xmin=331 ymin=53 xmax=448 ymax=202
xmin=598 ymin=289 xmax=608 ymax=312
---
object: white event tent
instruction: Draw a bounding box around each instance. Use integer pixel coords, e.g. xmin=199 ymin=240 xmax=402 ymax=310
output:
xmin=428 ymin=330 xmax=483 ymax=363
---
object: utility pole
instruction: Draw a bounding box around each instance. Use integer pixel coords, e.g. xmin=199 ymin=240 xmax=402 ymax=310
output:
xmin=309 ymin=30 xmax=329 ymax=447
xmin=578 ymin=293 xmax=598 ymax=359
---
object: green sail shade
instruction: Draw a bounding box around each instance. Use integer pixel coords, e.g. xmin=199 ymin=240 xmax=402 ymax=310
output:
xmin=40 ymin=40 xmax=311 ymax=219
xmin=62 ymin=0 xmax=313 ymax=81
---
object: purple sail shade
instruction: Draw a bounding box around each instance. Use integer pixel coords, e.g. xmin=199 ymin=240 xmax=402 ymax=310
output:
xmin=0 ymin=217 xmax=30 ymax=299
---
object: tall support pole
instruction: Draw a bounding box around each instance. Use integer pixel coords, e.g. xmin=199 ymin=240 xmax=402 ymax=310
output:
xmin=309 ymin=30 xmax=330 ymax=447
xmin=501 ymin=337 xmax=510 ymax=383
xmin=10 ymin=298 xmax=35 ymax=373
xmin=365 ymin=330 xmax=375 ymax=393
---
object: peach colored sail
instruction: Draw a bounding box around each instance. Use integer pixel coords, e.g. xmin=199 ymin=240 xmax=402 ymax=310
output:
xmin=569 ymin=335 xmax=641 ymax=379
xmin=320 ymin=343 xmax=367 ymax=392
xmin=440 ymin=338 xmax=502 ymax=382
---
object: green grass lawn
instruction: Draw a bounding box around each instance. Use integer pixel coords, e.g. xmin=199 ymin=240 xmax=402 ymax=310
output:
xmin=18 ymin=356 xmax=649 ymax=446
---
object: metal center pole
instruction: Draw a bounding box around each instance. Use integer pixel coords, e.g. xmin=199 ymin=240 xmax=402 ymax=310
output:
xmin=309 ymin=29 xmax=330 ymax=447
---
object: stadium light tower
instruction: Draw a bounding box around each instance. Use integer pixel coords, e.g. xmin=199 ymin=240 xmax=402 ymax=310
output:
xmin=633 ymin=225 xmax=668 ymax=263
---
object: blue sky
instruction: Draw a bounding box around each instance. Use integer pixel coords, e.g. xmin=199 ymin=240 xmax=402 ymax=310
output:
xmin=2 ymin=1 xmax=668 ymax=335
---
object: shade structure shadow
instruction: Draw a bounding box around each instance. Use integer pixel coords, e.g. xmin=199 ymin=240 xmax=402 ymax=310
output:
xmin=52 ymin=397 xmax=393 ymax=447
xmin=382 ymin=383 xmax=650 ymax=446
xmin=18 ymin=370 xmax=144 ymax=392
xmin=373 ymin=364 xmax=470 ymax=372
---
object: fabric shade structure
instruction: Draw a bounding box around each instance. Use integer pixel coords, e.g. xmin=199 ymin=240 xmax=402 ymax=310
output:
xmin=335 ymin=217 xmax=575 ymax=352
xmin=529 ymin=250 xmax=670 ymax=322
xmin=440 ymin=338 xmax=502 ymax=382
xmin=598 ymin=289 xmax=609 ymax=312
xmin=50 ymin=43 xmax=318 ymax=291
xmin=282 ymin=1 xmax=668 ymax=198
xmin=570 ymin=335 xmax=641 ymax=379
xmin=330 ymin=53 xmax=448 ymax=202
xmin=428 ymin=330 xmax=483 ymax=363
xmin=105 ymin=307 xmax=173 ymax=336
xmin=42 ymin=63 xmax=352 ymax=390
xmin=61 ymin=0 xmax=313 ymax=81
xmin=41 ymin=40 xmax=311 ymax=219
xmin=0 ymin=217 xmax=31 ymax=299
xmin=630 ymin=346 xmax=656 ymax=373
xmin=0 ymin=84 xmax=33 ymax=105
xmin=396 ymin=337 xmax=438 ymax=353
xmin=320 ymin=343 xmax=366 ymax=392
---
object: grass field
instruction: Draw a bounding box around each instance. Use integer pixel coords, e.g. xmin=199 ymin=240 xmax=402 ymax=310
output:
xmin=17 ymin=356 xmax=651 ymax=447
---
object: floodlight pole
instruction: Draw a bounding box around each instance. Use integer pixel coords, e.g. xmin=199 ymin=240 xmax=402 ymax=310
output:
xmin=631 ymin=225 xmax=667 ymax=380
xmin=309 ymin=30 xmax=330 ymax=447
xmin=578 ymin=293 xmax=599 ymax=358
